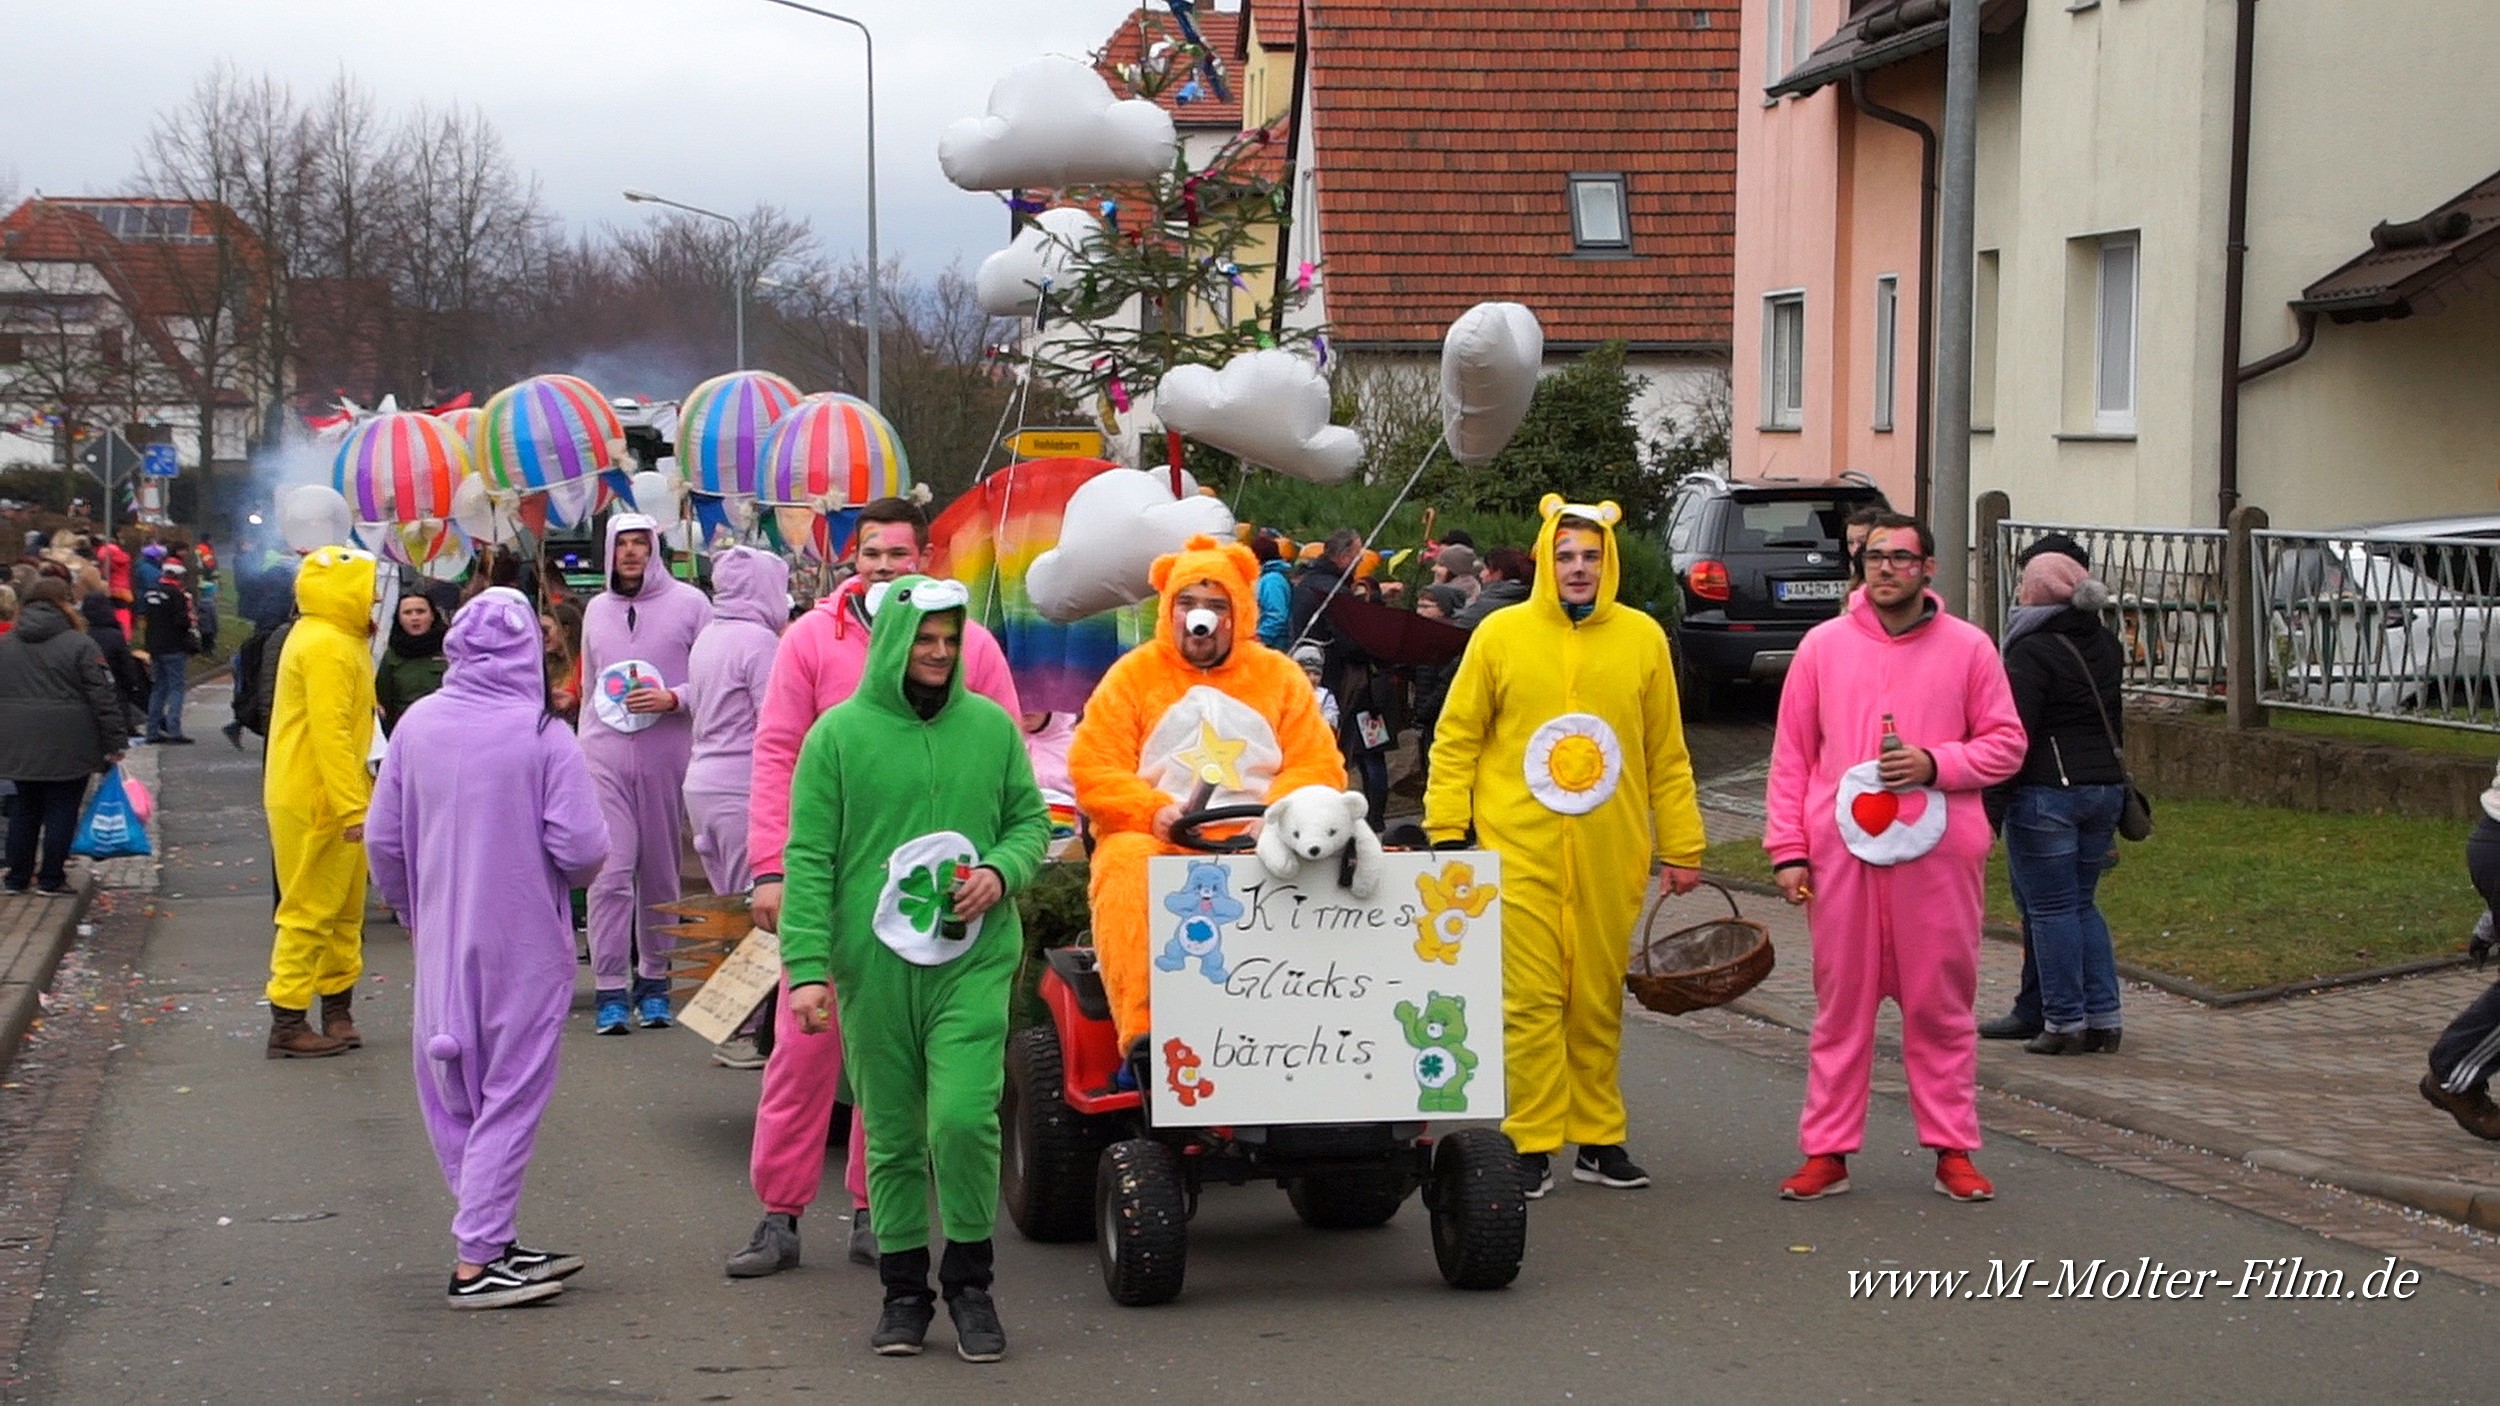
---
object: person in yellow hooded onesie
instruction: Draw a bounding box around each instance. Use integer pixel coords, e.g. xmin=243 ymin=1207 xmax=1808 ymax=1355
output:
xmin=1071 ymin=535 xmax=1347 ymax=1050
xmin=263 ymin=545 xmax=380 ymax=1059
xmin=1424 ymin=496 xmax=1706 ymax=1197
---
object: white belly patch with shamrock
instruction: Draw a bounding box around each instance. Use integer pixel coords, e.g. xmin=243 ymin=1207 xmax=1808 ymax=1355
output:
xmin=875 ymin=831 xmax=986 ymax=966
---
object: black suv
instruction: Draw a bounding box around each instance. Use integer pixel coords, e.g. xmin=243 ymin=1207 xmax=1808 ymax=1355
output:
xmin=1663 ymin=474 xmax=1888 ymax=710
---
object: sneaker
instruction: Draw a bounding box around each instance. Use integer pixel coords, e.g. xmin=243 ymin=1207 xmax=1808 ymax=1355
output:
xmin=948 ymin=1288 xmax=1007 ymax=1363
xmin=1573 ymin=1144 xmax=1651 ymax=1189
xmin=446 ymin=1260 xmax=565 ymax=1310
xmin=726 ymin=1213 xmax=801 ymax=1278
xmin=2 ymin=882 xmax=25 ymax=896
xmin=221 ymin=720 xmax=244 ymax=749
xmin=1518 ymin=1151 xmax=1554 ymax=1200
xmin=594 ymin=992 xmax=631 ymax=1036
xmin=1933 ymin=1149 xmax=1995 ymax=1202
xmin=163 ymin=734 xmax=195 ymax=745
xmin=1779 ymin=1154 xmax=1851 ymax=1201
xmin=872 ymin=1294 xmax=937 ymax=1356
xmin=848 ymin=1207 xmax=877 ymax=1267
xmin=636 ymin=994 xmax=673 ymax=1029
xmin=500 ymin=1242 xmax=585 ymax=1283
xmin=711 ymin=1035 xmax=766 ymax=1069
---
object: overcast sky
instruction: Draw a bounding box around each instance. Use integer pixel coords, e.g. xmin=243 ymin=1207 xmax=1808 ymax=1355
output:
xmin=4 ymin=0 xmax=1146 ymax=275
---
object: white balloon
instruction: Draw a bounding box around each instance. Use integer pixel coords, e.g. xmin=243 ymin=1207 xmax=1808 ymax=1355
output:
xmin=629 ymin=470 xmax=682 ymax=524
xmin=1440 ymin=302 xmax=1545 ymax=467
xmin=1159 ymin=349 xmax=1362 ymax=484
xmin=1026 ymin=468 xmax=1234 ymax=623
xmin=278 ymin=484 xmax=354 ymax=553
xmin=939 ymin=57 xmax=1178 ymax=192
xmin=976 ymin=207 xmax=1104 ymax=317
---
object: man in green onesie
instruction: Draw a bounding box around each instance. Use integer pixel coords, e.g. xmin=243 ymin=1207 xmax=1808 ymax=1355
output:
xmin=782 ymin=576 xmax=1049 ymax=1363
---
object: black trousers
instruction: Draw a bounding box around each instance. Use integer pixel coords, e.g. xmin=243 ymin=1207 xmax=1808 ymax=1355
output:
xmin=4 ymin=777 xmax=88 ymax=891
xmin=2428 ymin=817 xmax=2500 ymax=1094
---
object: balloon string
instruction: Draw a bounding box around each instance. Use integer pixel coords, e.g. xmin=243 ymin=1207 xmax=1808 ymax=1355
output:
xmin=1286 ymin=437 xmax=1441 ymax=655
xmin=979 ymin=364 xmax=1036 ymax=631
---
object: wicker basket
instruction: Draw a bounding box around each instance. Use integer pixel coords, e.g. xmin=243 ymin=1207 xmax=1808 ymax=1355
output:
xmin=1625 ymin=882 xmax=1774 ymax=1016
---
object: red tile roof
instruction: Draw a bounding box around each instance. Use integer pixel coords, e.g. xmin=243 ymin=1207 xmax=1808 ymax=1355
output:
xmin=1245 ymin=0 xmax=1301 ymax=53
xmin=0 ymin=198 xmax=268 ymax=405
xmin=1304 ymin=0 xmax=1738 ymax=347
xmin=1098 ymin=6 xmax=1245 ymax=130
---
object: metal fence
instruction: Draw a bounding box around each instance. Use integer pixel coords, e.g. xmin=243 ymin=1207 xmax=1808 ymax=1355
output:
xmin=1994 ymin=519 xmax=2230 ymax=701
xmin=2251 ymin=529 xmax=2500 ymax=731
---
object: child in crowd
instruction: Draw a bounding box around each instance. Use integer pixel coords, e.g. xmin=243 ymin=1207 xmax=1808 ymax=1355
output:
xmin=1292 ymin=644 xmax=1340 ymax=732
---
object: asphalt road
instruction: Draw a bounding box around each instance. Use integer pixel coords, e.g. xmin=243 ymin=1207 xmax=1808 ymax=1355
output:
xmin=12 ymin=734 xmax=2493 ymax=1403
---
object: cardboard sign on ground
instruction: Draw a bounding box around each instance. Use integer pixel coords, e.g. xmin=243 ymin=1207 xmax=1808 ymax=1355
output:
xmin=1145 ymin=851 xmax=1505 ymax=1128
xmin=678 ymin=928 xmax=781 ymax=1045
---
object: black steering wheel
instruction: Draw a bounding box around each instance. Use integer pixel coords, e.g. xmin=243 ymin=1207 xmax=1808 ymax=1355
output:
xmin=1167 ymin=803 xmax=1267 ymax=854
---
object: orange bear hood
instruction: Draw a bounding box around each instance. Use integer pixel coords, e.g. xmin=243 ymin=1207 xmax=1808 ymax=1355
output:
xmin=1145 ymin=534 xmax=1264 ymax=660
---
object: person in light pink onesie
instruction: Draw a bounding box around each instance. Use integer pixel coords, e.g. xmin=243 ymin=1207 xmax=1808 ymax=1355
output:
xmin=726 ymin=498 xmax=1021 ymax=1279
xmin=682 ymin=546 xmax=791 ymax=896
xmin=1762 ymin=515 xmax=2026 ymax=1205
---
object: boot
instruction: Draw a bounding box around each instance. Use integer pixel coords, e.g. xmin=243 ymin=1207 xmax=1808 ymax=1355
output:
xmin=871 ymin=1247 xmax=936 ymax=1356
xmin=267 ymin=1004 xmax=348 ymax=1059
xmin=321 ymin=989 xmax=362 ymax=1049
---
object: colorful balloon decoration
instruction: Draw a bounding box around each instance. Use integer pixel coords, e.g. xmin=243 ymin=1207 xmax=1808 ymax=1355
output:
xmin=472 ymin=373 xmax=625 ymax=493
xmin=676 ymin=370 xmax=804 ymax=498
xmin=334 ymin=411 xmax=470 ymax=523
xmin=756 ymin=393 xmax=911 ymax=509
xmin=278 ymin=484 xmax=354 ymax=554
xmin=432 ymin=405 xmax=482 ymax=443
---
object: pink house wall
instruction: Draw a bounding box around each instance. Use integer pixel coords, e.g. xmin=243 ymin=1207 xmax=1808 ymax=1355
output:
xmin=1731 ymin=0 xmax=1935 ymax=511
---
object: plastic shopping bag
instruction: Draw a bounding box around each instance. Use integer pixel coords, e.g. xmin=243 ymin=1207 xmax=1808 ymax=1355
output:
xmin=70 ymin=764 xmax=152 ymax=860
xmin=122 ymin=774 xmax=155 ymax=827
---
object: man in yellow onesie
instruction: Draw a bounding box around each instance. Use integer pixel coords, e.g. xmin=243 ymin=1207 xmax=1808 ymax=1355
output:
xmin=264 ymin=545 xmax=380 ymax=1059
xmin=1425 ymin=495 xmax=1706 ymax=1197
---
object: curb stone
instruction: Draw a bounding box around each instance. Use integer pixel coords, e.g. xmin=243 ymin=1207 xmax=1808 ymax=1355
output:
xmin=0 ymin=872 xmax=101 ymax=1081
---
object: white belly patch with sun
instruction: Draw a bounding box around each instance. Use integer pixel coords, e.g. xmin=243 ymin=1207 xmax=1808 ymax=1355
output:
xmin=1524 ymin=712 xmax=1623 ymax=815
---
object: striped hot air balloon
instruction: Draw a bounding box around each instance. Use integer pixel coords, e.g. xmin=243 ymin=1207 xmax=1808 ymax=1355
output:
xmin=756 ymin=393 xmax=911 ymax=509
xmin=677 ymin=370 xmax=804 ymax=497
xmin=433 ymin=405 xmax=482 ymax=444
xmin=334 ymin=411 xmax=471 ymax=523
xmin=473 ymin=373 xmax=626 ymax=493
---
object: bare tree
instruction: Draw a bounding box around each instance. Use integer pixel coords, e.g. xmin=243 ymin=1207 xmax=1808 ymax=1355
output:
xmin=388 ymin=103 xmax=549 ymax=399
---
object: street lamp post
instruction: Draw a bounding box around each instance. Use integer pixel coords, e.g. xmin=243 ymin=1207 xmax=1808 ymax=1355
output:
xmin=759 ymin=0 xmax=881 ymax=412
xmin=623 ymin=188 xmax=748 ymax=369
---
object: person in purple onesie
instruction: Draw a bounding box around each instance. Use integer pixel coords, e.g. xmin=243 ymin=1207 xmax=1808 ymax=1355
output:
xmin=576 ymin=513 xmax=711 ymax=1035
xmin=367 ymin=587 xmax=611 ymax=1310
xmin=682 ymin=545 xmax=791 ymax=1070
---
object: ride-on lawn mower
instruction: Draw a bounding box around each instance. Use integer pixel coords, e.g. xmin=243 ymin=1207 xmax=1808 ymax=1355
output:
xmin=1000 ymin=793 xmax=1527 ymax=1306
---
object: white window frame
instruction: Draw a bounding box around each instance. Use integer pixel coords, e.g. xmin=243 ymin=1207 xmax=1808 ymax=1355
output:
xmin=1568 ymin=172 xmax=1631 ymax=251
xmin=1762 ymin=290 xmax=1806 ymax=431
xmin=1764 ymin=0 xmax=1788 ymax=88
xmin=1791 ymin=0 xmax=1816 ymax=70
xmin=1871 ymin=274 xmax=1898 ymax=433
xmin=2094 ymin=235 xmax=2139 ymax=434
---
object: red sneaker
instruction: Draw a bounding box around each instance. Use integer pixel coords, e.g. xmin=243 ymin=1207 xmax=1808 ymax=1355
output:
xmin=1778 ymin=1154 xmax=1850 ymax=1200
xmin=1933 ymin=1149 xmax=1994 ymax=1202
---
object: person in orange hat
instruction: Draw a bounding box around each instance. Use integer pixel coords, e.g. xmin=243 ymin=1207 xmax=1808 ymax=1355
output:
xmin=1070 ymin=535 xmax=1347 ymax=1048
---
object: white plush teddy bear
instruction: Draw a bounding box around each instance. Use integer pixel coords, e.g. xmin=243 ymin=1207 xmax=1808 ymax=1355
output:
xmin=1256 ymin=785 xmax=1385 ymax=900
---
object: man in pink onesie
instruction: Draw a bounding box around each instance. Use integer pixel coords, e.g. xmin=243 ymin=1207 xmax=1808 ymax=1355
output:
xmin=1763 ymin=514 xmax=2026 ymax=1204
xmin=577 ymin=513 xmax=712 ymax=1036
xmin=727 ymin=497 xmax=1021 ymax=1278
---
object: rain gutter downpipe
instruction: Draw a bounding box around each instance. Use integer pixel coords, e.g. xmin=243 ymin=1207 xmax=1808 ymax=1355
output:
xmin=1850 ymin=70 xmax=1938 ymax=521
xmin=2217 ymin=0 xmax=2259 ymax=525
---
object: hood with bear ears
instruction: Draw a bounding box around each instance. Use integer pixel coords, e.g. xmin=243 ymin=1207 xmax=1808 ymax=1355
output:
xmin=1527 ymin=492 xmax=1624 ymax=626
xmin=1147 ymin=534 xmax=1263 ymax=663
xmin=855 ymin=574 xmax=971 ymax=723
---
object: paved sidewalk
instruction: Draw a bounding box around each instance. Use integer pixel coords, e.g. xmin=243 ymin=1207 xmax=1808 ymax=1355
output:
xmin=1643 ymin=879 xmax=2500 ymax=1230
xmin=0 ymin=748 xmax=165 ymax=1080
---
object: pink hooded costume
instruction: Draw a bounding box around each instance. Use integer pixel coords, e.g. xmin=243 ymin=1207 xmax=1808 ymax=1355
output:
xmin=744 ymin=574 xmax=1020 ymax=1221
xmin=366 ymin=587 xmax=611 ymax=1265
xmin=682 ymin=547 xmax=791 ymax=895
xmin=576 ymin=513 xmax=711 ymax=998
xmin=1763 ymin=590 xmax=2026 ymax=1157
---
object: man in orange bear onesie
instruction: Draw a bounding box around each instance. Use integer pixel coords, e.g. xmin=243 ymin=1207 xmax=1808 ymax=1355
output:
xmin=1072 ymin=535 xmax=1348 ymax=1050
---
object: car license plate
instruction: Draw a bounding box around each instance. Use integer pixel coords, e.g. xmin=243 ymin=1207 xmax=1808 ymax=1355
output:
xmin=1776 ymin=579 xmax=1847 ymax=602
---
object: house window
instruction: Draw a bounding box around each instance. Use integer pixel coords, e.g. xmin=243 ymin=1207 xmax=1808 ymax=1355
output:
xmin=0 ymin=333 xmax=23 ymax=364
xmin=2094 ymin=235 xmax=2138 ymax=433
xmin=1871 ymin=275 xmax=1898 ymax=433
xmin=1765 ymin=0 xmax=1787 ymax=87
xmin=1791 ymin=0 xmax=1816 ymax=69
xmin=1569 ymin=174 xmax=1630 ymax=251
xmin=1974 ymin=249 xmax=2001 ymax=427
xmin=97 ymin=329 xmax=124 ymax=367
xmin=1762 ymin=291 xmax=1805 ymax=430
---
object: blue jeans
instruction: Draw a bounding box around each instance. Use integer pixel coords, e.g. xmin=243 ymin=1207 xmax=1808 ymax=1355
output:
xmin=2004 ymin=784 xmax=2126 ymax=1033
xmin=149 ymin=651 xmax=191 ymax=739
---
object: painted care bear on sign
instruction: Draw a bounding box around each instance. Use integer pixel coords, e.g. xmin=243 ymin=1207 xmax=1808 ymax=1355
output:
xmin=1156 ymin=860 xmax=1244 ymax=984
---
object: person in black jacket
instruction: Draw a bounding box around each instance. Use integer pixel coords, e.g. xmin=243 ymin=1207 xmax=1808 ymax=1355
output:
xmin=0 ymin=579 xmax=126 ymax=893
xmin=140 ymin=560 xmax=200 ymax=743
xmin=79 ymin=592 xmax=146 ymax=740
xmin=1992 ymin=550 xmax=2129 ymax=1055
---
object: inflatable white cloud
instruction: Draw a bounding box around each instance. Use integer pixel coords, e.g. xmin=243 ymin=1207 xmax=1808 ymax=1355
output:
xmin=1440 ymin=302 xmax=1545 ymax=467
xmin=1027 ymin=468 xmax=1234 ymax=622
xmin=940 ymin=57 xmax=1179 ymax=192
xmin=1158 ymin=349 xmax=1363 ymax=485
xmin=278 ymin=483 xmax=353 ymax=554
xmin=976 ymin=207 xmax=1105 ymax=318
xmin=449 ymin=474 xmax=523 ymax=547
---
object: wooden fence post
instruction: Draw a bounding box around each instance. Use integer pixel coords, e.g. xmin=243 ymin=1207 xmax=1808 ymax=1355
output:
xmin=2225 ymin=503 xmax=2270 ymax=730
xmin=1975 ymin=490 xmax=2011 ymax=640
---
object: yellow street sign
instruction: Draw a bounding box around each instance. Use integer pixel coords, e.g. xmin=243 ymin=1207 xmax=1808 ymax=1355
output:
xmin=1008 ymin=427 xmax=1108 ymax=460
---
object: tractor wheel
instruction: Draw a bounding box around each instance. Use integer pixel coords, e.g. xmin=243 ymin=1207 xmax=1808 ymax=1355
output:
xmin=1427 ymin=1127 xmax=1527 ymax=1290
xmin=1001 ymin=1025 xmax=1110 ymax=1242
xmin=1096 ymin=1138 xmax=1189 ymax=1306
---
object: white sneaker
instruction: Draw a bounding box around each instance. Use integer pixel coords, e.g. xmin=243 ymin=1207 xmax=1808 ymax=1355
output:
xmin=711 ymin=1035 xmax=766 ymax=1069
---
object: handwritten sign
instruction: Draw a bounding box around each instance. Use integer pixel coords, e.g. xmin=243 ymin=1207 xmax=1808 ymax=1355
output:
xmin=1145 ymin=851 xmax=1505 ymax=1128
xmin=677 ymin=928 xmax=781 ymax=1045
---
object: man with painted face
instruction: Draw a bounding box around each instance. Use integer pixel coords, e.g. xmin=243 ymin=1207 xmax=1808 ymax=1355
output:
xmin=576 ymin=513 xmax=710 ymax=1034
xmin=1764 ymin=513 xmax=2026 ymax=1204
xmin=728 ymin=497 xmax=1020 ymax=1280
xmin=1426 ymin=496 xmax=1708 ymax=1198
xmin=1071 ymin=535 xmax=1347 ymax=1051
xmin=779 ymin=576 xmax=1050 ymax=1361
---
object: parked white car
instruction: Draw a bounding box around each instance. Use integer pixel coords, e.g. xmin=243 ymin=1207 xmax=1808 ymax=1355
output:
xmin=2265 ymin=515 xmax=2500 ymax=720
